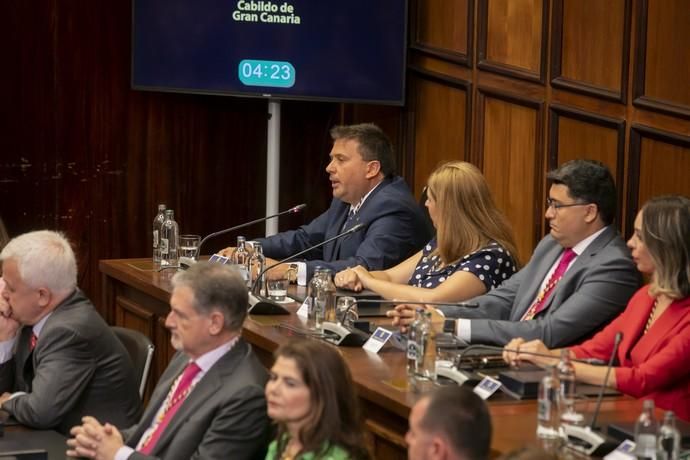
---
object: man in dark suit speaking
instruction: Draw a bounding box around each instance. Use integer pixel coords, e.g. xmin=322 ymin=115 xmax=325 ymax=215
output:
xmin=68 ymin=262 xmax=270 ymax=460
xmin=0 ymin=230 xmax=141 ymax=434
xmin=222 ymin=123 xmax=432 ymax=284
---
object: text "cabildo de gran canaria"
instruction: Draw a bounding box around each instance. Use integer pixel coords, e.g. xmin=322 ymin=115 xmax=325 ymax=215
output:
xmin=232 ymin=1 xmax=302 ymax=24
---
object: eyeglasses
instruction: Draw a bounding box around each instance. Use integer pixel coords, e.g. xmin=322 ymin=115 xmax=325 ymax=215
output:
xmin=546 ymin=198 xmax=591 ymax=211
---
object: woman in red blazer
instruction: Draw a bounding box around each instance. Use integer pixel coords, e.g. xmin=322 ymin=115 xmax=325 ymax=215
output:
xmin=504 ymin=195 xmax=690 ymax=420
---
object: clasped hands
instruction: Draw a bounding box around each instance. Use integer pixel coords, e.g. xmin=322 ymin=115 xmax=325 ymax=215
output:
xmin=66 ymin=416 xmax=125 ymax=460
xmin=333 ymin=265 xmax=371 ymax=292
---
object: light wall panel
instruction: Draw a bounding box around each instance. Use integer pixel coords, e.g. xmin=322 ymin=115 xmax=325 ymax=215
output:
xmin=477 ymin=89 xmax=544 ymax=263
xmin=414 ymin=0 xmax=472 ymax=64
xmin=410 ymin=72 xmax=470 ymax=196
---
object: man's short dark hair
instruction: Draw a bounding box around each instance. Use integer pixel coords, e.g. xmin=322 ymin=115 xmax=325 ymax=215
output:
xmin=547 ymin=159 xmax=617 ymax=225
xmin=172 ymin=262 xmax=248 ymax=331
xmin=330 ymin=123 xmax=396 ymax=177
xmin=420 ymin=386 xmax=491 ymax=460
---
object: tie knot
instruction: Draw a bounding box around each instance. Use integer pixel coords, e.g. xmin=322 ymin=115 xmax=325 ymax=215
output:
xmin=561 ymin=248 xmax=576 ymax=265
xmin=181 ymin=362 xmax=201 ymax=381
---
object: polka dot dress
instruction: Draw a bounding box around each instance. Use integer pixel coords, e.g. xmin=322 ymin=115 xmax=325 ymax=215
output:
xmin=407 ymin=238 xmax=517 ymax=290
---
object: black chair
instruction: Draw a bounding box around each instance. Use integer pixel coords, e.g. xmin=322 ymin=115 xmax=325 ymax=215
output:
xmin=111 ymin=326 xmax=155 ymax=399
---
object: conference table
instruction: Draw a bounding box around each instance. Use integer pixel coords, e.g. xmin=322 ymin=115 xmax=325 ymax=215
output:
xmin=99 ymin=258 xmax=647 ymax=460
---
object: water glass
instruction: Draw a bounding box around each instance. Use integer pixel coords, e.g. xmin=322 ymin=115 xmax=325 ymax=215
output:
xmin=336 ymin=296 xmax=358 ymax=328
xmin=179 ymin=234 xmax=201 ymax=264
xmin=267 ymin=278 xmax=288 ymax=301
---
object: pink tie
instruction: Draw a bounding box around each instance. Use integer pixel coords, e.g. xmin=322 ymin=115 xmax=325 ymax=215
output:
xmin=521 ymin=249 xmax=576 ymax=320
xmin=138 ymin=362 xmax=202 ymax=454
xmin=29 ymin=333 xmax=38 ymax=352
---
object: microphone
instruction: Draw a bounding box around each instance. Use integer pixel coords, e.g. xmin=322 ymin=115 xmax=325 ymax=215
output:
xmin=455 ymin=344 xmax=606 ymax=368
xmin=321 ymin=299 xmax=480 ymax=348
xmin=196 ymin=203 xmax=306 ymax=258
xmin=562 ymin=332 xmax=623 ymax=457
xmin=248 ymin=222 xmax=367 ymax=315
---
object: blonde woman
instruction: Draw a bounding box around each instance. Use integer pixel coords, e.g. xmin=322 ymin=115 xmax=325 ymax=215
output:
xmin=335 ymin=161 xmax=519 ymax=302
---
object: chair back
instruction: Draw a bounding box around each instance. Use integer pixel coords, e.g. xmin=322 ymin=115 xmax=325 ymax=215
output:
xmin=111 ymin=326 xmax=155 ymax=399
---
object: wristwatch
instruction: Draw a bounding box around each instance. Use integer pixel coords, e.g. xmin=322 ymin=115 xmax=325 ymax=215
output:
xmin=443 ymin=319 xmax=456 ymax=334
xmin=286 ymin=264 xmax=299 ymax=283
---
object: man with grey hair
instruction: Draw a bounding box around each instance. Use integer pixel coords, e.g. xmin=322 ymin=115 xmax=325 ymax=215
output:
xmin=0 ymin=230 xmax=141 ymax=434
xmin=68 ymin=262 xmax=270 ymax=460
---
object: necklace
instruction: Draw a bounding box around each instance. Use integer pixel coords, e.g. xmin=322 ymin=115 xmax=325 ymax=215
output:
xmin=644 ymin=299 xmax=658 ymax=334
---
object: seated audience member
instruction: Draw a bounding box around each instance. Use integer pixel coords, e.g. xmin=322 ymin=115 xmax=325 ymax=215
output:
xmin=221 ymin=123 xmax=432 ymax=284
xmin=406 ymin=386 xmax=491 ymax=460
xmin=389 ymin=159 xmax=640 ymax=347
xmin=67 ymin=262 xmax=270 ymax=460
xmin=0 ymin=230 xmax=141 ymax=434
xmin=334 ymin=161 xmax=519 ymax=302
xmin=265 ymin=339 xmax=369 ymax=460
xmin=504 ymin=195 xmax=690 ymax=420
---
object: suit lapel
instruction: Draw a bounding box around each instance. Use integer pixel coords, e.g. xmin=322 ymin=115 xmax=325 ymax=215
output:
xmin=324 ymin=205 xmax=349 ymax=261
xmin=149 ymin=341 xmax=248 ymax=455
xmin=128 ymin=355 xmax=187 ymax=447
xmin=512 ymin=244 xmax=563 ymax=320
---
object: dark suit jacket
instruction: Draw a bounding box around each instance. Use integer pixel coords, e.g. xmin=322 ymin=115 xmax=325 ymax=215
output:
xmin=123 ymin=339 xmax=269 ymax=460
xmin=0 ymin=290 xmax=142 ymax=434
xmin=257 ymin=176 xmax=432 ymax=278
xmin=571 ymin=287 xmax=690 ymax=421
xmin=440 ymin=226 xmax=641 ymax=347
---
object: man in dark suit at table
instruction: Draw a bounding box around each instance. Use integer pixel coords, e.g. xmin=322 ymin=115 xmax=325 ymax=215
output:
xmin=221 ymin=123 xmax=432 ymax=284
xmin=67 ymin=262 xmax=270 ymax=460
xmin=407 ymin=386 xmax=491 ymax=460
xmin=0 ymin=230 xmax=141 ymax=434
xmin=391 ymin=160 xmax=640 ymax=347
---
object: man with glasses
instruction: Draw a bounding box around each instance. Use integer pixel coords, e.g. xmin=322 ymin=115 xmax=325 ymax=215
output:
xmin=390 ymin=159 xmax=640 ymax=347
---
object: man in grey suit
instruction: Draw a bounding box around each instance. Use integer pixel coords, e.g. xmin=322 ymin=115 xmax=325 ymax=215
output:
xmin=0 ymin=230 xmax=141 ymax=434
xmin=68 ymin=262 xmax=270 ymax=460
xmin=390 ymin=160 xmax=640 ymax=347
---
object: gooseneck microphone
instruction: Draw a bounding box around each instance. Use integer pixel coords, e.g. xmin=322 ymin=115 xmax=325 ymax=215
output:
xmin=590 ymin=331 xmax=624 ymax=431
xmin=250 ymin=222 xmax=366 ymax=293
xmin=456 ymin=344 xmax=607 ymax=369
xmin=197 ymin=203 xmax=306 ymax=257
xmin=248 ymin=222 xmax=367 ymax=314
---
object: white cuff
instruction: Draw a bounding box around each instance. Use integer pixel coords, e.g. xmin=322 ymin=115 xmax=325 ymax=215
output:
xmin=457 ymin=319 xmax=471 ymax=342
xmin=114 ymin=446 xmax=135 ymax=460
xmin=296 ymin=262 xmax=307 ymax=286
xmin=8 ymin=391 xmax=26 ymax=400
xmin=0 ymin=337 xmax=17 ymax=364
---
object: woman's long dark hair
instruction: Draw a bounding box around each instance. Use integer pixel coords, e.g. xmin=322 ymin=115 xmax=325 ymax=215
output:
xmin=271 ymin=339 xmax=370 ymax=460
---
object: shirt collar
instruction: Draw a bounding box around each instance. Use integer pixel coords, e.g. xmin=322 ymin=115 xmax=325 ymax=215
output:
xmin=571 ymin=226 xmax=608 ymax=256
xmin=349 ymin=180 xmax=383 ymax=214
xmin=191 ymin=336 xmax=240 ymax=373
xmin=32 ymin=312 xmax=53 ymax=338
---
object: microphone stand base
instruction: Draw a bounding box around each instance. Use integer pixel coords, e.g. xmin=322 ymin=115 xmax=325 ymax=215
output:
xmin=562 ymin=424 xmax=618 ymax=457
xmin=322 ymin=322 xmax=369 ymax=347
xmin=247 ymin=293 xmax=290 ymax=315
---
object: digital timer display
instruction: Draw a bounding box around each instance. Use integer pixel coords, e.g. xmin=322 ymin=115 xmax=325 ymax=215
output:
xmin=238 ymin=59 xmax=295 ymax=88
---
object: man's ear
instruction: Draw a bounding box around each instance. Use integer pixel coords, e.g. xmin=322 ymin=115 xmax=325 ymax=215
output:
xmin=36 ymin=287 xmax=51 ymax=308
xmin=428 ymin=435 xmax=447 ymax=460
xmin=208 ymin=310 xmax=225 ymax=335
xmin=584 ymin=203 xmax=600 ymax=224
xmin=365 ymin=160 xmax=382 ymax=179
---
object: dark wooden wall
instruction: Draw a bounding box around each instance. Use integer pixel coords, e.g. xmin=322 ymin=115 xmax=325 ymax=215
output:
xmin=1 ymin=0 xmax=689 ymax=308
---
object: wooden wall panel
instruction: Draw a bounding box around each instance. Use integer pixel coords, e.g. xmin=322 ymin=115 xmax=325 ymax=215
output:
xmin=477 ymin=90 xmax=544 ymax=262
xmin=551 ymin=0 xmax=630 ymax=101
xmin=548 ymin=105 xmax=626 ymax=224
xmin=413 ymin=0 xmax=472 ymax=65
xmin=409 ymin=72 xmax=470 ymax=196
xmin=634 ymin=0 xmax=690 ymax=118
xmin=478 ymin=0 xmax=548 ymax=82
xmin=628 ymin=126 xmax=690 ymax=229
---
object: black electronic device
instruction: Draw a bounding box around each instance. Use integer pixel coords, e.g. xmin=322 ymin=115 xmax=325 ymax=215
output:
xmin=132 ymin=0 xmax=408 ymax=106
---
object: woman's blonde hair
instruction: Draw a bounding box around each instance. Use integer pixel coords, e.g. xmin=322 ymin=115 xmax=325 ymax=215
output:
xmin=427 ymin=161 xmax=519 ymax=266
xmin=642 ymin=195 xmax=690 ymax=299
